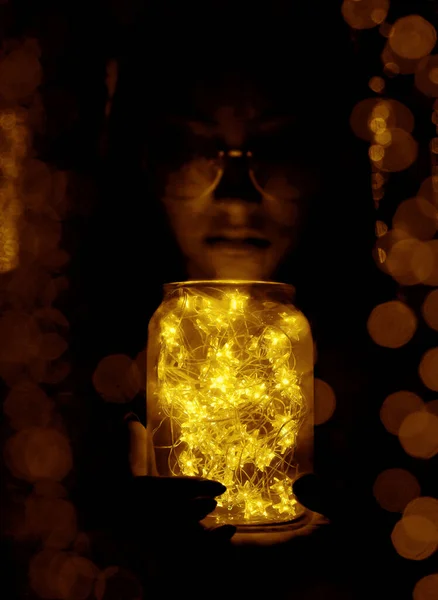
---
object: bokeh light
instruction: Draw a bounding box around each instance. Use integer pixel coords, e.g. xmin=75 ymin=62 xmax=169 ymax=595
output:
xmin=92 ymin=354 xmax=142 ymax=402
xmin=393 ymin=197 xmax=437 ymax=241
xmin=389 ymin=16 xmax=437 ymax=60
xmin=369 ymin=76 xmax=385 ymax=93
xmin=56 ymin=555 xmax=98 ymax=600
xmin=372 ymin=129 xmax=418 ymax=172
xmin=419 ymin=348 xmax=438 ymax=391
xmin=0 ymin=47 xmax=42 ymax=102
xmin=4 ymin=382 xmax=53 ymax=430
xmin=391 ymin=514 xmax=438 ymax=560
xmin=29 ymin=550 xmax=98 ymax=600
xmin=4 ymin=427 xmax=73 ymax=482
xmin=380 ymin=390 xmax=425 ymax=435
xmin=422 ymin=289 xmax=438 ymax=331
xmin=373 ymin=468 xmax=421 ymax=512
xmin=95 ymin=567 xmax=143 ymax=600
xmin=313 ymin=378 xmax=336 ymax=425
xmin=350 ymin=98 xmax=414 ymax=142
xmin=25 ymin=496 xmax=77 ymax=548
xmin=383 ymin=61 xmax=401 ymax=77
xmin=405 ymin=497 xmax=438 ymax=530
xmin=413 ymin=574 xmax=438 ymax=600
xmin=0 ymin=310 xmax=40 ymax=363
xmin=425 ymin=399 xmax=438 ymax=417
xmin=399 ymin=410 xmax=438 ymax=458
xmin=38 ymin=333 xmax=68 ymax=360
xmin=382 ymin=42 xmax=421 ymax=75
xmin=375 ymin=220 xmax=388 ymax=237
xmin=367 ymin=301 xmax=417 ymax=348
xmin=20 ymin=159 xmax=52 ymax=214
xmin=341 ymin=0 xmax=389 ymax=30
xmin=384 ymin=237 xmax=435 ymax=286
xmin=374 ymin=228 xmax=409 ymax=272
xmin=369 ymin=144 xmax=385 ymax=162
xmin=415 ymin=55 xmax=438 ymax=97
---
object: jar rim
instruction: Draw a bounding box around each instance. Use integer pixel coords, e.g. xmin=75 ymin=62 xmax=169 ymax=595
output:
xmin=164 ymin=280 xmax=295 ymax=293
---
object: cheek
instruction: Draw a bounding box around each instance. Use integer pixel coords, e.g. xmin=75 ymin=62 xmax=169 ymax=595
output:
xmin=263 ymin=175 xmax=302 ymax=228
xmin=265 ymin=198 xmax=299 ymax=229
xmin=162 ymin=197 xmax=211 ymax=242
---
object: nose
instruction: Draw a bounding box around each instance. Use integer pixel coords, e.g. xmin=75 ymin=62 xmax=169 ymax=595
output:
xmin=213 ymin=151 xmax=262 ymax=204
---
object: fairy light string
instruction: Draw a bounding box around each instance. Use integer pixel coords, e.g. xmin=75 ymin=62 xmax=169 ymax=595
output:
xmin=151 ymin=285 xmax=311 ymax=525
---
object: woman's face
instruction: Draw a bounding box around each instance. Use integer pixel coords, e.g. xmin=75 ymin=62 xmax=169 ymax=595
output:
xmin=155 ymin=76 xmax=319 ymax=281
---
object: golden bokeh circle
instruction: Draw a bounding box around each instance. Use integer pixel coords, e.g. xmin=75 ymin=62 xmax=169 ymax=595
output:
xmin=425 ymin=399 xmax=438 ymax=417
xmin=92 ymin=354 xmax=142 ymax=403
xmin=369 ymin=76 xmax=385 ymax=93
xmin=342 ymin=0 xmax=390 ymax=30
xmin=369 ymin=144 xmax=385 ymax=162
xmin=350 ymin=98 xmax=414 ymax=142
xmin=391 ymin=515 xmax=438 ymax=560
xmin=393 ymin=197 xmax=437 ymax=241
xmin=389 ymin=15 xmax=437 ymax=60
xmin=405 ymin=496 xmax=438 ymax=530
xmin=367 ymin=301 xmax=417 ymax=348
xmin=399 ymin=411 xmax=438 ymax=458
xmin=422 ymin=289 xmax=438 ymax=331
xmin=375 ymin=128 xmax=418 ymax=173
xmin=415 ymin=55 xmax=438 ymax=97
xmin=313 ymin=378 xmax=336 ymax=425
xmin=413 ymin=574 xmax=438 ymax=600
xmin=419 ymin=347 xmax=438 ymax=391
xmin=380 ymin=390 xmax=425 ymax=435
xmin=384 ymin=237 xmax=435 ymax=286
xmin=373 ymin=468 xmax=421 ymax=512
xmin=5 ymin=427 xmax=73 ymax=482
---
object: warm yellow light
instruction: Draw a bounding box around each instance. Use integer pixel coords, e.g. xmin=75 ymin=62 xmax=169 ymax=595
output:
xmin=147 ymin=283 xmax=313 ymax=526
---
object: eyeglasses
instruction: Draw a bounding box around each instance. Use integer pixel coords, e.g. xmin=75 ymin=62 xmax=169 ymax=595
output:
xmin=161 ymin=144 xmax=309 ymax=202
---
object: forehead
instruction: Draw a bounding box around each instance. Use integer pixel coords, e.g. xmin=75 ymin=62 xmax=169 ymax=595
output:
xmin=157 ymin=67 xmax=298 ymax=128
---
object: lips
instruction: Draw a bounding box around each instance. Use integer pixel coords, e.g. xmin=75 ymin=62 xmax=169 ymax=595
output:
xmin=205 ymin=236 xmax=271 ymax=250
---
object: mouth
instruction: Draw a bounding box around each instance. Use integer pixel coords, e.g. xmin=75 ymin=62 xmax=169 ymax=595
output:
xmin=205 ymin=236 xmax=271 ymax=251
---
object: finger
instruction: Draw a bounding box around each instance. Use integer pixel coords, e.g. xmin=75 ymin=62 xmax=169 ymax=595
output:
xmin=131 ymin=475 xmax=227 ymax=500
xmin=126 ymin=413 xmax=158 ymax=476
xmin=186 ymin=497 xmax=217 ymax=521
xmin=292 ymin=473 xmax=344 ymax=521
xmin=207 ymin=524 xmax=236 ymax=542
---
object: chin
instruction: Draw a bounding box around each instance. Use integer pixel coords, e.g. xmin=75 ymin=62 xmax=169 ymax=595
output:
xmin=192 ymin=255 xmax=273 ymax=281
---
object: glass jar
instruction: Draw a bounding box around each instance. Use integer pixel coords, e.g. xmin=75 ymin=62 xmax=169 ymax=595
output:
xmin=146 ymin=281 xmax=313 ymax=531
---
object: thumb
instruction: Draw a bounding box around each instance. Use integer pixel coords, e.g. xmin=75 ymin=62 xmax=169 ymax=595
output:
xmin=125 ymin=413 xmax=158 ymax=476
xmin=292 ymin=473 xmax=348 ymax=521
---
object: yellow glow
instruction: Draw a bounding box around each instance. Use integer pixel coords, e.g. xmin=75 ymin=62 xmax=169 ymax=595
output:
xmin=374 ymin=130 xmax=392 ymax=146
xmin=430 ymin=68 xmax=438 ymax=84
xmin=389 ymin=15 xmax=437 ymax=60
xmin=369 ymin=144 xmax=385 ymax=162
xmin=369 ymin=76 xmax=385 ymax=93
xmin=367 ymin=301 xmax=417 ymax=348
xmin=0 ymin=110 xmax=26 ymax=273
xmin=414 ymin=574 xmax=438 ymax=600
xmin=369 ymin=116 xmax=387 ymax=134
xmin=375 ymin=220 xmax=388 ymax=237
xmin=148 ymin=285 xmax=312 ymax=525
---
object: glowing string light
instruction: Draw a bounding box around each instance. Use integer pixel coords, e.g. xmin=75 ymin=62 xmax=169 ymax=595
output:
xmin=149 ymin=285 xmax=311 ymax=525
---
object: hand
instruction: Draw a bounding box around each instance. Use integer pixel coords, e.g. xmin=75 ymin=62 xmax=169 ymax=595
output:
xmin=113 ymin=413 xmax=236 ymax=589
